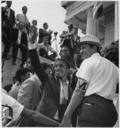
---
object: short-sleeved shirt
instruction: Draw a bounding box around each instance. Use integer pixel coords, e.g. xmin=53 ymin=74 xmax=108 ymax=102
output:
xmin=2 ymin=90 xmax=24 ymax=120
xmin=76 ymin=53 xmax=119 ymax=100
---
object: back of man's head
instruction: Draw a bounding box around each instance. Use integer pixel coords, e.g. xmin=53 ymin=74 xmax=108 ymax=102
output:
xmin=15 ymin=68 xmax=30 ymax=83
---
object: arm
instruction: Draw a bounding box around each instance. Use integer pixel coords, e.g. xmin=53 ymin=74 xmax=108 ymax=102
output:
xmin=29 ymin=48 xmax=48 ymax=82
xmin=21 ymin=107 xmax=59 ymax=126
xmin=60 ymin=78 xmax=88 ymax=126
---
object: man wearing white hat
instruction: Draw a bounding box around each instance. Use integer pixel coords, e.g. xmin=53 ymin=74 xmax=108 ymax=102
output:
xmin=60 ymin=34 xmax=118 ymax=127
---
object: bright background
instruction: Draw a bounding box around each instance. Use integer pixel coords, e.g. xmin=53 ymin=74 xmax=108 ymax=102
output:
xmin=2 ymin=0 xmax=68 ymax=35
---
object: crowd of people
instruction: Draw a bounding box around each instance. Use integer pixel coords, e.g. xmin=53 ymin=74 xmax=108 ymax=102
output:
xmin=2 ymin=1 xmax=119 ymax=127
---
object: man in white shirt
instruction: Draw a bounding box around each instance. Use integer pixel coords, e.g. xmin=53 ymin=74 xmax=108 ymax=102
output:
xmin=60 ymin=34 xmax=118 ymax=127
xmin=16 ymin=6 xmax=29 ymax=33
xmin=2 ymin=89 xmax=59 ymax=127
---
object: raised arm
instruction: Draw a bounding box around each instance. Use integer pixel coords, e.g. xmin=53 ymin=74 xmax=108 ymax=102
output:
xmin=29 ymin=44 xmax=48 ymax=82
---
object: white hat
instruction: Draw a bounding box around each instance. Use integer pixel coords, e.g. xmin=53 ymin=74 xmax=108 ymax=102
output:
xmin=80 ymin=34 xmax=101 ymax=48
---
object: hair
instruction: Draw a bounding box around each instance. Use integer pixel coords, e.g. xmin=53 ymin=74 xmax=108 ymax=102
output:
xmin=68 ymin=24 xmax=73 ymax=29
xmin=22 ymin=6 xmax=27 ymax=10
xmin=15 ymin=68 xmax=30 ymax=82
xmin=53 ymin=58 xmax=70 ymax=69
xmin=43 ymin=22 xmax=48 ymax=27
xmin=32 ymin=20 xmax=37 ymax=25
xmin=6 ymin=1 xmax=12 ymax=4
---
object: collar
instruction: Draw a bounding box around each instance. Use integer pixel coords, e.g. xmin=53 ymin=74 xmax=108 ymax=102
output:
xmin=59 ymin=79 xmax=69 ymax=87
xmin=91 ymin=52 xmax=100 ymax=57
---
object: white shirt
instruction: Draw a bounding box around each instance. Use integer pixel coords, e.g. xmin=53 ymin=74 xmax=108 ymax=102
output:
xmin=59 ymin=80 xmax=69 ymax=104
xmin=2 ymin=90 xmax=24 ymax=120
xmin=17 ymin=30 xmax=22 ymax=45
xmin=76 ymin=53 xmax=119 ymax=100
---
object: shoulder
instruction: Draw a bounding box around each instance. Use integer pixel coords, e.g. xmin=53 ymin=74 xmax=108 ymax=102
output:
xmin=80 ymin=56 xmax=95 ymax=69
xmin=30 ymin=74 xmax=42 ymax=86
xmin=22 ymin=78 xmax=34 ymax=87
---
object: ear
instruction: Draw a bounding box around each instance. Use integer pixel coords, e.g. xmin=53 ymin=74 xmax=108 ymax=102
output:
xmin=93 ymin=45 xmax=97 ymax=52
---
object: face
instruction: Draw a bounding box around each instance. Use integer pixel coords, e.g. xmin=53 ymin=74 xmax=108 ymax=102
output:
xmin=43 ymin=23 xmax=48 ymax=30
xmin=60 ymin=47 xmax=70 ymax=59
xmin=80 ymin=44 xmax=94 ymax=60
xmin=26 ymin=59 xmax=32 ymax=69
xmin=22 ymin=7 xmax=27 ymax=14
xmin=45 ymin=67 xmax=52 ymax=77
xmin=6 ymin=1 xmax=12 ymax=8
xmin=54 ymin=60 xmax=67 ymax=79
xmin=32 ymin=20 xmax=37 ymax=26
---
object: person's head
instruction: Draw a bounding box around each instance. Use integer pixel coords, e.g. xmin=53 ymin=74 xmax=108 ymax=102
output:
xmin=6 ymin=1 xmax=12 ymax=8
xmin=68 ymin=24 xmax=73 ymax=32
xmin=32 ymin=20 xmax=37 ymax=26
xmin=54 ymin=32 xmax=58 ymax=37
xmin=15 ymin=68 xmax=31 ymax=83
xmin=22 ymin=6 xmax=28 ymax=15
xmin=79 ymin=35 xmax=101 ymax=60
xmin=60 ymin=46 xmax=70 ymax=59
xmin=43 ymin=22 xmax=48 ymax=30
xmin=24 ymin=59 xmax=32 ymax=69
xmin=53 ymin=58 xmax=70 ymax=80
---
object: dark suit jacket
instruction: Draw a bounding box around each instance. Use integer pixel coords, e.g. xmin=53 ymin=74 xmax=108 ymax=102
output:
xmin=29 ymin=49 xmax=73 ymax=120
xmin=12 ymin=28 xmax=28 ymax=48
xmin=2 ymin=7 xmax=15 ymax=29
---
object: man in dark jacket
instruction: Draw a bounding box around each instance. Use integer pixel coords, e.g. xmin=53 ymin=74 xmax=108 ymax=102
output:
xmin=2 ymin=1 xmax=15 ymax=59
xmin=12 ymin=22 xmax=28 ymax=66
xmin=28 ymin=42 xmax=77 ymax=125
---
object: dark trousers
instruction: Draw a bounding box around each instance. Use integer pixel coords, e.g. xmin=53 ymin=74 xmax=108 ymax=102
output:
xmin=77 ymin=94 xmax=118 ymax=127
xmin=2 ymin=27 xmax=12 ymax=58
xmin=12 ymin=42 xmax=28 ymax=64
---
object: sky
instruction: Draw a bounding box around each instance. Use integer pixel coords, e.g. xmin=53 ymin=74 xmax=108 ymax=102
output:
xmin=2 ymin=0 xmax=68 ymax=35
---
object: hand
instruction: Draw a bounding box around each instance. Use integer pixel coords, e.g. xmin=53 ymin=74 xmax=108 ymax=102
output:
xmin=59 ymin=117 xmax=71 ymax=127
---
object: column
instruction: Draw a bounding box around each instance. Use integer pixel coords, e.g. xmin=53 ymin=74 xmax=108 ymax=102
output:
xmin=86 ymin=7 xmax=98 ymax=36
xmin=114 ymin=1 xmax=119 ymax=41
